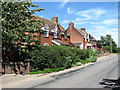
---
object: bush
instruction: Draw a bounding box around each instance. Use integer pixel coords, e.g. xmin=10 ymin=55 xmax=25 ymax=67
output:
xmin=102 ymin=46 xmax=110 ymax=53
xmin=29 ymin=45 xmax=94 ymax=72
xmin=86 ymin=49 xmax=97 ymax=62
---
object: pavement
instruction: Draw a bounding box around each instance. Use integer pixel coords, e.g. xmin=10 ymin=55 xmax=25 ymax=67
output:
xmin=1 ymin=54 xmax=118 ymax=88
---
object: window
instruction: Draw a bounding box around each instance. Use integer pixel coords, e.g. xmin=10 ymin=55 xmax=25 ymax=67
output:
xmin=58 ymin=33 xmax=61 ymax=38
xmin=53 ymin=32 xmax=57 ymax=38
xmin=44 ymin=31 xmax=48 ymax=37
xmin=44 ymin=43 xmax=49 ymax=46
xmin=64 ymin=34 xmax=67 ymax=40
xmin=84 ymin=34 xmax=87 ymax=41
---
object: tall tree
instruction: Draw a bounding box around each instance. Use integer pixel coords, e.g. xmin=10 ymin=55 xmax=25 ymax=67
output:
xmin=2 ymin=1 xmax=44 ymax=62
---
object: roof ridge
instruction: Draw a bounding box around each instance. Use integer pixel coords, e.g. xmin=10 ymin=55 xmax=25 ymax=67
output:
xmin=35 ymin=16 xmax=55 ymax=24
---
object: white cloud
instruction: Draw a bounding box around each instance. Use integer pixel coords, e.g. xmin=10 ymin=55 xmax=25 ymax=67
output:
xmin=90 ymin=19 xmax=118 ymax=25
xmin=62 ymin=20 xmax=70 ymax=24
xmin=95 ymin=9 xmax=106 ymax=17
xmin=75 ymin=9 xmax=106 ymax=20
xmin=62 ymin=18 xmax=88 ymax=25
xmin=96 ymin=26 xmax=105 ymax=29
xmin=66 ymin=8 xmax=106 ymax=21
xmin=75 ymin=22 xmax=88 ymax=25
xmin=67 ymin=8 xmax=74 ymax=14
xmin=89 ymin=26 xmax=118 ymax=45
xmin=75 ymin=18 xmax=87 ymax=21
xmin=102 ymin=19 xmax=118 ymax=25
xmin=90 ymin=22 xmax=101 ymax=24
xmin=59 ymin=0 xmax=69 ymax=9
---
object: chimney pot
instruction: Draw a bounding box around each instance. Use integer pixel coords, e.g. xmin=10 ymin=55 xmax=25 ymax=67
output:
xmin=69 ymin=22 xmax=74 ymax=28
xmin=81 ymin=28 xmax=85 ymax=31
xmin=51 ymin=16 xmax=58 ymax=23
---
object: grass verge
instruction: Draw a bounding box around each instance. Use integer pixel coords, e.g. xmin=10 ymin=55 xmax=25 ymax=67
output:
xmin=29 ymin=67 xmax=65 ymax=75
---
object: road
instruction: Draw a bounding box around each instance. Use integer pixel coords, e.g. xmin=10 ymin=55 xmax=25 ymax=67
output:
xmin=2 ymin=54 xmax=119 ymax=88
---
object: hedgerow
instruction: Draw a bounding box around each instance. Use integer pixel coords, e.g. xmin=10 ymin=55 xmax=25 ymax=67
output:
xmin=30 ymin=45 xmax=97 ymax=72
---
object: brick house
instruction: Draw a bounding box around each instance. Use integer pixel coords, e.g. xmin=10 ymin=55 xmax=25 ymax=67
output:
xmin=66 ymin=22 xmax=97 ymax=50
xmin=35 ymin=16 xmax=70 ymax=46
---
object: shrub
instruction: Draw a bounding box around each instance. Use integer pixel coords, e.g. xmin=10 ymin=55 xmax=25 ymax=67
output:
xmin=30 ymin=45 xmax=93 ymax=72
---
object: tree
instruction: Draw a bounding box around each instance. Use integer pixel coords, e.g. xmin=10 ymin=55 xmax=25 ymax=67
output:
xmin=2 ymin=1 xmax=44 ymax=62
xmin=97 ymin=34 xmax=117 ymax=53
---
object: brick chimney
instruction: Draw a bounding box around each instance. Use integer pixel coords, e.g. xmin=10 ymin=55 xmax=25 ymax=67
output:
xmin=69 ymin=22 xmax=74 ymax=30
xmin=51 ymin=16 xmax=58 ymax=23
xmin=81 ymin=28 xmax=85 ymax=31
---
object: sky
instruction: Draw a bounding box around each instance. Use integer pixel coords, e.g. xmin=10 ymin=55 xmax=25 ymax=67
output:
xmin=30 ymin=1 xmax=118 ymax=46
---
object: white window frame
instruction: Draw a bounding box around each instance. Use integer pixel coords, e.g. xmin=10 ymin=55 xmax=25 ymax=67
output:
xmin=53 ymin=24 xmax=58 ymax=38
xmin=43 ymin=25 xmax=49 ymax=37
xmin=53 ymin=32 xmax=57 ymax=38
xmin=44 ymin=31 xmax=49 ymax=37
xmin=84 ymin=34 xmax=87 ymax=41
xmin=88 ymin=34 xmax=90 ymax=42
xmin=44 ymin=43 xmax=49 ymax=46
xmin=80 ymin=42 xmax=83 ymax=49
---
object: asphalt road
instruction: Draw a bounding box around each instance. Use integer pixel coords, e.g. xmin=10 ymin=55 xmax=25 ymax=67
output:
xmin=2 ymin=54 xmax=119 ymax=88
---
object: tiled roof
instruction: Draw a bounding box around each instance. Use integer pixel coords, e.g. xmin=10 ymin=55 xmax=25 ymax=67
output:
xmin=75 ymin=28 xmax=96 ymax=41
xmin=54 ymin=40 xmax=69 ymax=46
xmin=57 ymin=23 xmax=66 ymax=33
xmin=35 ymin=16 xmax=66 ymax=32
xmin=75 ymin=28 xmax=85 ymax=36
xmin=35 ymin=16 xmax=56 ymax=30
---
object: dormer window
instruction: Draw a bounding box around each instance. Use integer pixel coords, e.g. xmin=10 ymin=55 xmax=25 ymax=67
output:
xmin=44 ymin=30 xmax=49 ymax=37
xmin=43 ymin=24 xmax=49 ymax=37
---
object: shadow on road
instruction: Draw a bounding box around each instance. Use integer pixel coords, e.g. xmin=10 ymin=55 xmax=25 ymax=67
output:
xmin=99 ymin=77 xmax=120 ymax=89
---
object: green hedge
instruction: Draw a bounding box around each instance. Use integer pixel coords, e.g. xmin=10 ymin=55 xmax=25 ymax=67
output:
xmin=29 ymin=45 xmax=97 ymax=72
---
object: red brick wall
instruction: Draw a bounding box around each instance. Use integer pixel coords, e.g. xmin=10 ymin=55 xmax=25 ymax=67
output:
xmin=69 ymin=28 xmax=84 ymax=42
xmin=40 ymin=33 xmax=53 ymax=46
xmin=61 ymin=35 xmax=70 ymax=45
xmin=67 ymin=23 xmax=84 ymax=44
xmin=2 ymin=61 xmax=30 ymax=74
xmin=67 ymin=28 xmax=84 ymax=43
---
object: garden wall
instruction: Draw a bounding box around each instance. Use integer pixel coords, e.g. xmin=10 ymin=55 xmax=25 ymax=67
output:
xmin=2 ymin=61 xmax=30 ymax=74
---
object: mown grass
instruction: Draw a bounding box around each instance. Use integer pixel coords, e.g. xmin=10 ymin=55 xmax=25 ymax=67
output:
xmin=113 ymin=53 xmax=120 ymax=54
xmin=29 ymin=67 xmax=65 ymax=75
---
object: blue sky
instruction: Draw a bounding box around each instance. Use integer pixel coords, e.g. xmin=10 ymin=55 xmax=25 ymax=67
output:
xmin=31 ymin=1 xmax=118 ymax=46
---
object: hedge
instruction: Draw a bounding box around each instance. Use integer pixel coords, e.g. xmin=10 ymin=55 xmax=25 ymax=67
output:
xmin=29 ymin=45 xmax=97 ymax=72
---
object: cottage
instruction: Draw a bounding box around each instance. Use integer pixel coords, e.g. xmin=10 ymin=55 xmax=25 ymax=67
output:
xmin=66 ymin=22 xmax=97 ymax=50
xmin=35 ymin=16 xmax=70 ymax=46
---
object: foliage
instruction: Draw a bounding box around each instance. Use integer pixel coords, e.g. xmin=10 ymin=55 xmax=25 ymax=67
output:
xmin=113 ymin=47 xmax=120 ymax=53
xmin=97 ymin=34 xmax=118 ymax=53
xmin=2 ymin=1 xmax=44 ymax=62
xmin=30 ymin=45 xmax=97 ymax=72
xmin=88 ymin=49 xmax=97 ymax=62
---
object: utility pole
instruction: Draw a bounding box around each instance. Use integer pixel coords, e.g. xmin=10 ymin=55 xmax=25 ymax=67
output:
xmin=110 ymin=39 xmax=112 ymax=54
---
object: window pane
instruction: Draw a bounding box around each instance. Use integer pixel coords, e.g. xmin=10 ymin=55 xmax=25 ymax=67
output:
xmin=54 ymin=32 xmax=57 ymax=38
xmin=44 ymin=31 xmax=48 ymax=37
